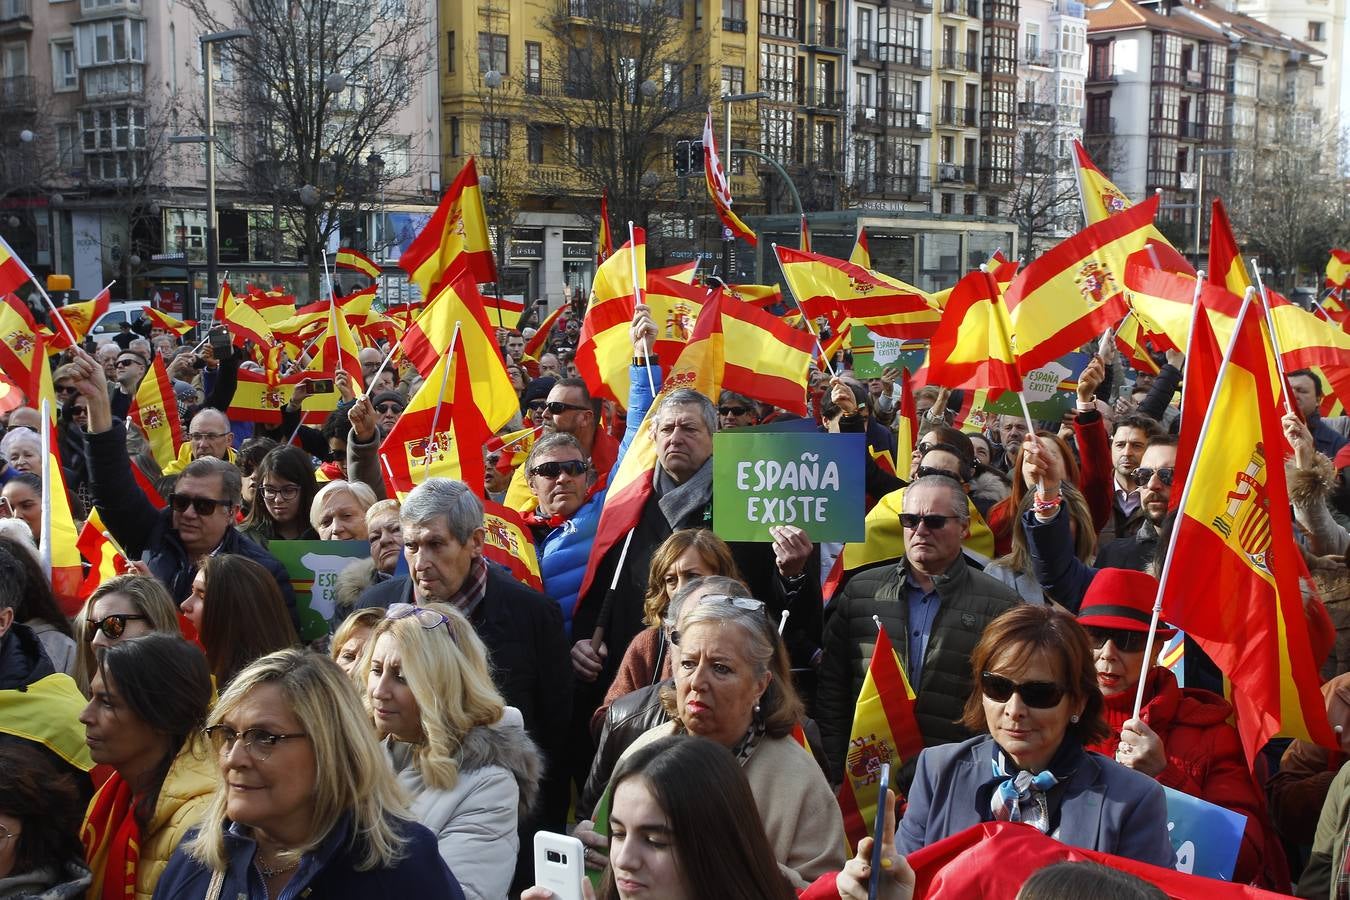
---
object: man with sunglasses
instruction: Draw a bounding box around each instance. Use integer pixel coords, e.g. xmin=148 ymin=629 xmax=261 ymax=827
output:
xmin=717 ymin=390 xmax=760 ymax=430
xmin=522 ymin=433 xmax=601 ymax=638
xmin=817 ymin=473 xmax=1020 ymax=786
xmin=1076 ymin=568 xmax=1283 ymax=887
xmin=63 ymin=347 xmax=299 ymax=630
xmin=541 ymin=378 xmax=616 ymax=488
xmin=108 ymin=350 xmax=146 ymax=420
xmin=1021 ymin=434 xmax=1178 ymax=610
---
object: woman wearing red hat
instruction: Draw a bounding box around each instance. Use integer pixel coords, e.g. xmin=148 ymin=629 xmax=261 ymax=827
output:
xmin=1078 ymin=567 xmax=1288 ymax=890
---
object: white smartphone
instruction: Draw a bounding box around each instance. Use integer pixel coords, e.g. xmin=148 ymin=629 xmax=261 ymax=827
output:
xmin=534 ymin=831 xmax=587 ymax=900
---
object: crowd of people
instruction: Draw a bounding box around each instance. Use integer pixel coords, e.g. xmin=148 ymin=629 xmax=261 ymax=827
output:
xmin=0 ymin=293 xmax=1348 ymax=900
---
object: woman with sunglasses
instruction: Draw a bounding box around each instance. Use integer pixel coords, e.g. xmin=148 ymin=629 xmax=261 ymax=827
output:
xmin=897 ymin=603 xmax=1174 ymax=867
xmin=182 ymin=554 xmax=297 ymax=688
xmin=240 ymin=445 xmax=320 ymax=547
xmin=154 ymin=649 xmax=464 ymax=899
xmin=1077 ymin=569 xmax=1285 ymax=888
xmin=361 ymin=602 xmax=542 ymax=898
xmin=79 ymin=633 xmax=216 ymax=900
xmin=579 ymin=575 xmax=846 ymax=889
xmin=75 ymin=574 xmax=182 ymax=694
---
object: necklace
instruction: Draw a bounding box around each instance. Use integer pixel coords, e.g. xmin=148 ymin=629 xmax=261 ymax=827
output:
xmin=254 ymin=851 xmax=302 ymax=878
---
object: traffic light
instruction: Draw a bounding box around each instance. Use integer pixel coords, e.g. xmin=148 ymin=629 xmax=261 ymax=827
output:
xmin=672 ymin=140 xmax=704 ymax=176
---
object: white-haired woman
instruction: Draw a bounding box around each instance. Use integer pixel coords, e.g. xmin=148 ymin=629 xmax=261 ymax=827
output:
xmin=311 ymin=479 xmax=377 ymax=542
xmin=362 ymin=602 xmax=541 ymax=900
xmin=152 ymin=649 xmax=465 ymax=899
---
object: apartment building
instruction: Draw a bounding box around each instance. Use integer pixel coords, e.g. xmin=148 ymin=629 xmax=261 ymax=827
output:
xmin=0 ymin=0 xmax=439 ymax=303
xmin=1220 ymin=0 xmax=1344 ymax=132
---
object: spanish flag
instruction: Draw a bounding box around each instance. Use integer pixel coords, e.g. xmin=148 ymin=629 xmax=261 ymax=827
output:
xmin=724 ymin=282 xmax=782 ymax=310
xmin=1208 ymin=198 xmax=1252 ymax=297
xmin=45 ymin=286 xmax=110 ymax=351
xmin=524 ymin=304 xmax=567 ymax=361
xmin=215 ymin=283 xmax=274 ymax=349
xmin=645 ymin=273 xmax=707 ymax=362
xmin=0 ymin=293 xmax=43 ymax=401
xmin=76 ymin=510 xmax=127 ymax=601
xmin=482 ymin=500 xmax=544 ymax=592
xmin=918 ymin=268 xmax=1020 ymax=391
xmin=0 ymin=234 xmax=33 ymax=296
xmin=850 ymin=227 xmax=871 ymax=269
xmin=720 ymin=291 xmax=815 ymax=415
xmin=398 ymin=156 xmax=496 ymax=298
xmin=1113 ymin=312 xmax=1161 ymax=376
xmin=1073 ymin=139 xmax=1133 ymax=224
xmin=651 ymin=260 xmax=698 ymax=284
xmin=482 ymin=294 xmax=526 ymax=331
xmin=1325 ymin=250 xmax=1350 ymax=289
xmin=36 ymin=360 xmax=82 ymax=613
xmin=895 ymin=367 xmax=917 ymax=480
xmin=335 ymin=247 xmax=382 ymax=280
xmin=228 ymin=368 xmax=295 ymax=425
xmin=307 ymin=299 xmax=366 ymax=394
xmin=242 ymin=286 xmax=296 ymax=326
xmin=142 ymin=305 xmax=195 ymax=337
xmin=703 ymin=108 xmax=757 ymax=246
xmin=799 ymin=215 xmax=811 ymax=252
xmin=837 ymin=623 xmax=923 ymax=851
xmin=774 ymin=245 xmax=940 ymax=339
xmin=574 ymin=228 xmax=646 ymax=408
xmin=128 ymin=355 xmax=184 ymax=471
xmin=1004 ymin=194 xmax=1159 ymax=374
xmin=597 ymin=190 xmax=614 ymax=266
xmin=1160 ymin=293 xmax=1336 ymax=761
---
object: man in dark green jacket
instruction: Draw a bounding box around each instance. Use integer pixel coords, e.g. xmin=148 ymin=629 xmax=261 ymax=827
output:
xmin=817 ymin=474 xmax=1020 ymax=786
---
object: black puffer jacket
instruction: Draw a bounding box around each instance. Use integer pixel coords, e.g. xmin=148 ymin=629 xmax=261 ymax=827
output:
xmin=817 ymin=554 xmax=1019 ymax=786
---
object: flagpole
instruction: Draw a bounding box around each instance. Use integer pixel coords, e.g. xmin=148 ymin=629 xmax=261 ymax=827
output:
xmin=591 ymin=529 xmax=636 ymax=654
xmin=628 ymin=221 xmax=658 ymax=397
xmin=1131 ymin=287 xmax=1257 ymax=723
xmin=363 ymin=340 xmax=401 ymax=399
xmin=1248 ymin=259 xmax=1297 ymax=418
xmin=38 ymin=400 xmax=52 ymax=577
xmin=771 ymin=242 xmax=835 ymax=377
xmin=422 ymin=321 xmax=462 ymax=478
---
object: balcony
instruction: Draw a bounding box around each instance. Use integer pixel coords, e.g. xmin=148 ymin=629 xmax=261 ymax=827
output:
xmin=528 ymin=165 xmax=585 ymax=192
xmin=853 ymin=104 xmax=879 ymax=127
xmin=1087 ymin=67 xmax=1116 ymax=85
xmin=527 ymin=76 xmax=598 ymax=99
xmin=941 ymin=0 xmax=980 ymax=14
xmin=759 ymin=12 xmax=796 ymax=38
xmin=937 ymin=104 xmax=974 ymax=127
xmin=1085 ymin=116 xmax=1116 ymax=135
xmin=722 ymin=15 xmax=746 ymax=32
xmin=937 ymin=161 xmax=975 ymax=183
xmin=881 ymin=108 xmax=932 ymax=132
xmin=879 ymin=44 xmax=931 ymax=70
xmin=885 ymin=0 xmax=933 ymax=10
xmin=0 ymin=75 xmax=35 ymax=112
xmin=853 ymin=38 xmax=878 ymax=63
xmin=940 ymin=49 xmax=978 ymax=71
xmin=860 ymin=173 xmax=931 ymax=199
xmin=804 ymin=24 xmax=847 ymax=50
xmin=799 ymin=86 xmax=844 ymax=110
xmin=1017 ymin=101 xmax=1054 ymax=121
xmin=1178 ymin=120 xmax=1206 ymax=139
xmin=0 ymin=0 xmax=31 ymax=35
xmin=1024 ymin=48 xmax=1056 ymax=67
xmin=566 ymin=0 xmax=682 ymax=23
xmin=1052 ymin=0 xmax=1086 ymax=16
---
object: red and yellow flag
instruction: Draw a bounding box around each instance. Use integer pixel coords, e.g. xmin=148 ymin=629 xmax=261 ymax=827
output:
xmin=215 ymin=283 xmax=275 ymax=349
xmin=650 ymin=261 xmax=698 ymax=284
xmin=645 ymin=273 xmax=707 ymax=363
xmin=45 ymin=286 xmax=110 ymax=351
xmin=482 ymin=294 xmax=525 ymax=331
xmin=918 ymin=268 xmax=1020 ymax=391
xmin=524 ymin=304 xmax=567 ymax=361
xmin=0 ymin=293 xmax=43 ymax=401
xmin=720 ymin=292 xmax=814 ymax=416
xmin=35 ymin=351 xmax=81 ymax=613
xmin=306 ymin=300 xmax=366 ymax=394
xmin=482 ymin=500 xmax=544 ymax=592
xmin=1073 ymin=139 xmax=1133 ymax=225
xmin=597 ymin=190 xmax=614 ymax=266
xmin=336 ymin=247 xmax=382 ymax=280
xmin=896 ymin=367 xmax=917 ymax=481
xmin=142 ymin=305 xmax=195 ymax=337
xmin=837 ymin=624 xmax=923 ymax=851
xmin=398 ymin=156 xmax=496 ymax=297
xmin=128 ymin=355 xmax=184 ymax=471
xmin=76 ymin=509 xmax=128 ymax=601
xmin=1160 ymin=295 xmax=1337 ymax=762
xmin=1208 ymin=199 xmax=1252 ymax=298
xmin=228 ymin=368 xmax=295 ymax=425
xmin=850 ymin=228 xmax=871 ymax=270
xmin=574 ymin=228 xmax=646 ymax=408
xmin=242 ymin=286 xmax=296 ymax=326
xmin=774 ymin=246 xmax=940 ymax=339
xmin=723 ymin=282 xmax=782 ymax=310
xmin=1004 ymin=194 xmax=1159 ymax=374
xmin=703 ymin=108 xmax=756 ymax=246
xmin=402 ymin=274 xmax=517 ymax=418
xmin=1325 ymin=250 xmax=1350 ymax=289
xmin=799 ymin=215 xmax=811 ymax=252
xmin=0 ymin=234 xmax=33 ymax=296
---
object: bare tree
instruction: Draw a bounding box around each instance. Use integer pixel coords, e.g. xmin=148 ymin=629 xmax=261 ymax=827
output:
xmin=1003 ymin=132 xmax=1080 ymax=259
xmin=1225 ymin=120 xmax=1350 ymax=290
xmin=184 ymin=0 xmax=431 ymax=301
xmin=536 ymin=0 xmax=709 ymax=232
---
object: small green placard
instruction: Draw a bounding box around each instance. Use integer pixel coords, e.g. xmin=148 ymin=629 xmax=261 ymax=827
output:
xmin=269 ymin=539 xmax=372 ymax=640
xmin=849 ymin=326 xmax=928 ymax=379
xmin=979 ymin=351 xmax=1089 ymax=422
xmin=712 ymin=432 xmax=866 ymax=542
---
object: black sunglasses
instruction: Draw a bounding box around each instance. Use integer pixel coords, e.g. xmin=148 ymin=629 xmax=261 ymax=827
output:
xmin=530 ymin=459 xmax=588 ymax=478
xmin=527 ymin=400 xmax=548 ymax=411
xmin=168 ymin=492 xmax=229 ymax=516
xmin=1085 ymin=626 xmax=1149 ymax=653
xmin=899 ymin=512 xmax=961 ymax=530
xmin=375 ymin=403 xmax=403 ymax=413
xmin=1131 ymin=466 xmax=1175 ymax=487
xmin=980 ymin=671 xmax=1067 ymax=709
xmin=542 ymin=400 xmax=589 ymax=415
xmin=913 ymin=465 xmax=963 ymax=482
xmin=86 ymin=613 xmax=148 ymax=641
xmin=719 ymin=405 xmax=751 ymax=417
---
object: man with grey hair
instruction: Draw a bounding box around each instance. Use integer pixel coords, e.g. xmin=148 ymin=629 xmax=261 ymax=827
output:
xmin=355 ymin=477 xmax=573 ymax=836
xmin=816 ymin=473 xmax=1019 ymax=787
xmin=66 ymin=347 xmax=297 ymax=625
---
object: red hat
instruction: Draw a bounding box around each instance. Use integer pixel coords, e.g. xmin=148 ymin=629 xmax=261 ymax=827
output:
xmin=1334 ymin=442 xmax=1350 ymax=471
xmin=1076 ymin=568 xmax=1176 ymax=638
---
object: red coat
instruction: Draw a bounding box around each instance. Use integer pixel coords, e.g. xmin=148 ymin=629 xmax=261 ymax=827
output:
xmin=1091 ymin=667 xmax=1288 ymax=891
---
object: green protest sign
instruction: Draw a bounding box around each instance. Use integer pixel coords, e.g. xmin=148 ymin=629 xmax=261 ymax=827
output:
xmin=269 ymin=540 xmax=371 ymax=640
xmin=849 ymin=326 xmax=928 ymax=379
xmin=712 ymin=432 xmax=866 ymax=543
xmin=979 ymin=351 xmax=1089 ymax=422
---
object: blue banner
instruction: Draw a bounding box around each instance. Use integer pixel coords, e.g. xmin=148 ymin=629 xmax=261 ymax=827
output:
xmin=1162 ymin=785 xmax=1246 ymax=881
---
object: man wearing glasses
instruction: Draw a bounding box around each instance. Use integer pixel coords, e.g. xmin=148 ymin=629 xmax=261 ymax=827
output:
xmin=1021 ymin=434 xmax=1178 ymax=609
xmin=162 ymin=408 xmax=239 ymax=475
xmin=108 ymin=350 xmax=146 ymax=420
xmin=63 ymin=347 xmax=298 ymax=629
xmin=816 ymin=473 xmax=1019 ymax=787
xmin=541 ymin=377 xmax=617 ymax=490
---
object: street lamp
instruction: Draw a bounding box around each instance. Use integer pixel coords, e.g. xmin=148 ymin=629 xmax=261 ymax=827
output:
xmin=199 ymin=28 xmax=250 ymax=325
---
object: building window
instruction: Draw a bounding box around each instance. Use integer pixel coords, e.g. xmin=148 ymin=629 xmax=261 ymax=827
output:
xmin=574 ymin=129 xmax=593 ymax=166
xmin=760 ymin=42 xmax=795 ymax=103
xmin=80 ymin=0 xmax=139 ymax=11
xmin=74 ymin=18 xmax=145 ymax=66
xmin=480 ymin=117 xmax=509 ymax=157
xmin=527 ymin=124 xmax=544 ymax=164
xmin=759 ymin=104 xmax=793 ymax=159
xmin=940 ymin=192 xmax=954 ymax=214
xmin=963 ymin=194 xmax=976 ymax=215
xmin=449 ymin=117 xmax=460 ymax=156
xmin=477 ymin=32 xmax=507 ymax=74
xmin=721 ymin=64 xmax=744 ymax=97
xmin=447 ymin=31 xmax=455 ymax=72
xmin=80 ymin=105 xmax=146 ymax=180
xmin=56 ymin=121 xmax=79 ymax=168
xmin=51 ymin=40 xmax=77 ymax=91
xmin=525 ymin=42 xmax=541 ymax=93
xmin=1308 ymin=20 xmax=1325 ymax=42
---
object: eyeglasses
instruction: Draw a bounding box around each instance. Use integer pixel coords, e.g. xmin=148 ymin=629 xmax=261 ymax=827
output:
xmin=718 ymin=405 xmax=751 ymax=417
xmin=915 ymin=441 xmax=956 ymax=457
xmin=1131 ymin=466 xmax=1175 ymax=487
xmin=204 ymin=724 xmax=309 ymax=762
xmin=55 ymin=384 xmax=77 ymax=395
xmin=899 ymin=512 xmax=962 ymax=530
xmin=86 ymin=613 xmax=149 ymax=641
xmin=1085 ymin=626 xmax=1149 ymax=653
xmin=542 ymin=400 xmax=589 ymax=415
xmin=188 ymin=431 xmax=229 ymax=441
xmin=323 ymin=449 xmax=345 ymax=463
xmin=980 ymin=671 xmax=1067 ymax=709
xmin=529 ymin=459 xmax=588 ymax=479
xmin=698 ymin=594 xmax=766 ymax=613
xmin=913 ymin=465 xmax=962 ymax=482
xmin=527 ymin=400 xmax=548 ymax=411
xmin=375 ymin=403 xmax=403 ymax=414
xmin=388 ymin=603 xmax=455 ymax=640
xmin=115 ymin=358 xmax=143 ymax=368
xmin=168 ymin=493 xmax=230 ymax=516
xmin=261 ymin=483 xmax=301 ymax=500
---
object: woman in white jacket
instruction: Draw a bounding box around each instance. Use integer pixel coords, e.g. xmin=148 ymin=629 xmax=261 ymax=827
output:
xmin=361 ymin=602 xmax=542 ymax=900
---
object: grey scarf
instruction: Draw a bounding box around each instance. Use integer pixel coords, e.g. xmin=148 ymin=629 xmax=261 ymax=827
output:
xmin=653 ymin=457 xmax=714 ymax=529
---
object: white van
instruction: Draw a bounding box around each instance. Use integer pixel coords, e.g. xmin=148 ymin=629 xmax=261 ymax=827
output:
xmin=88 ymin=302 xmax=149 ymax=345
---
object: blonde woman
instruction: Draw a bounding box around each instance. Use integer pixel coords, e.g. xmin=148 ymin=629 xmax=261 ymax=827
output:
xmin=361 ymin=602 xmax=542 ymax=900
xmin=331 ymin=608 xmax=384 ymax=676
xmin=152 ymin=649 xmax=464 ymax=899
xmin=74 ymin=574 xmax=181 ymax=695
